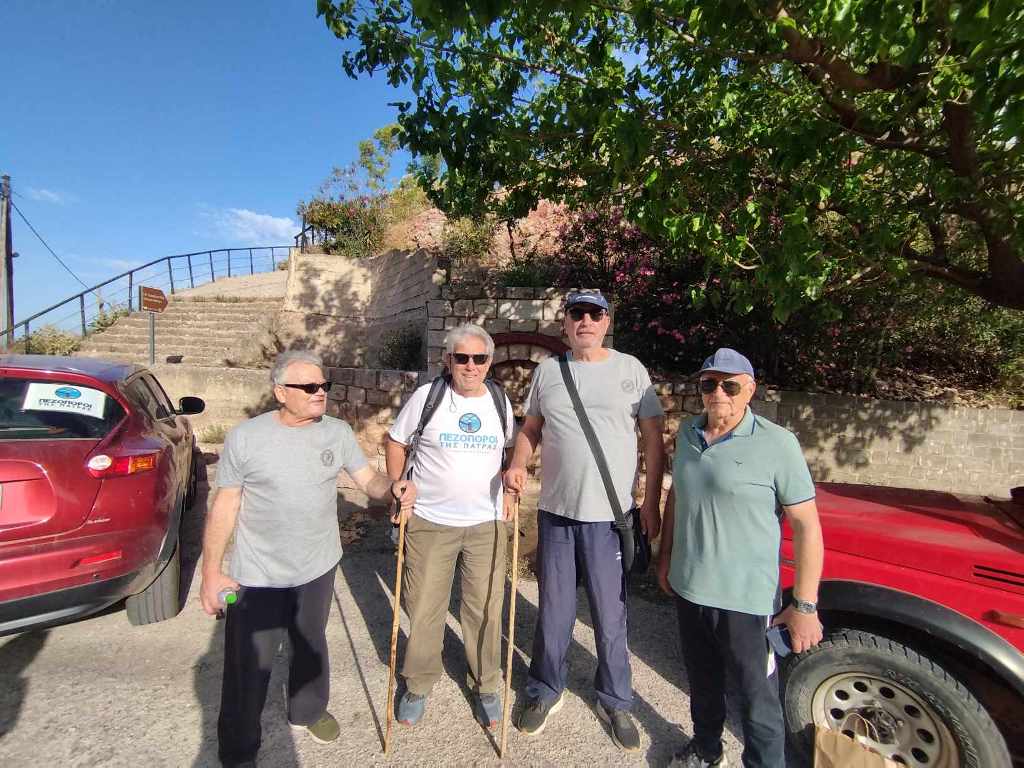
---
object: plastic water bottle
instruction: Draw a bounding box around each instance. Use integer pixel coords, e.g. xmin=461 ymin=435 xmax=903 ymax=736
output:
xmin=218 ymin=588 xmax=237 ymax=608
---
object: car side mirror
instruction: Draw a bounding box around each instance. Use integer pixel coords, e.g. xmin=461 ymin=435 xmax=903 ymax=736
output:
xmin=177 ymin=396 xmax=206 ymax=416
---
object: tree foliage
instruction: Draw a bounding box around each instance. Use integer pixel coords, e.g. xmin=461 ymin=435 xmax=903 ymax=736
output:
xmin=319 ymin=0 xmax=1024 ymax=316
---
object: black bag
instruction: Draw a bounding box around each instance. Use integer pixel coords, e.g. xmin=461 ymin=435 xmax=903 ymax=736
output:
xmin=557 ymin=354 xmax=651 ymax=576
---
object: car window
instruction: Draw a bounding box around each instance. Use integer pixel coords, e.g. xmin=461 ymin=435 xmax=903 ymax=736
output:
xmin=142 ymin=374 xmax=176 ymax=419
xmin=0 ymin=377 xmax=126 ymax=440
xmin=125 ymin=378 xmax=166 ymax=421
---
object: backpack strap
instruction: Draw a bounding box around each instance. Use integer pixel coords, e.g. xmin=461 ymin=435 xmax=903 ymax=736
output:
xmin=484 ymin=376 xmax=512 ymax=469
xmin=402 ymin=373 xmax=449 ymax=479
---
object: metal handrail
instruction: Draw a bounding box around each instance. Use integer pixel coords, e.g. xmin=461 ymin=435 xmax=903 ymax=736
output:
xmin=3 ymin=245 xmax=291 ymax=344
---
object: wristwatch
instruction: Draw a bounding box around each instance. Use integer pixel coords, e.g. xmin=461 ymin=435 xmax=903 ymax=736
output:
xmin=793 ymin=598 xmax=817 ymax=614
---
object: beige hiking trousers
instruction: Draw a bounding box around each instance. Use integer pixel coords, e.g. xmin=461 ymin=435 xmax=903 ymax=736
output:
xmin=400 ymin=515 xmax=509 ymax=696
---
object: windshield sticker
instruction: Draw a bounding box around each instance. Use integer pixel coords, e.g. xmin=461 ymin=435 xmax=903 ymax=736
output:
xmin=22 ymin=382 xmax=108 ymax=420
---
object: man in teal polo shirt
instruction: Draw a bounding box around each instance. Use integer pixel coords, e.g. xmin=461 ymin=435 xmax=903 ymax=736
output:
xmin=657 ymin=348 xmax=824 ymax=768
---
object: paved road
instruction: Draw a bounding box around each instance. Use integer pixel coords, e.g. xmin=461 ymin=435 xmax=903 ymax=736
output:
xmin=0 ymin=473 xmax=774 ymax=768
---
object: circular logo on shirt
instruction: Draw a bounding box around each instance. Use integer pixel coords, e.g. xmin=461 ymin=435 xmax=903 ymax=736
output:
xmin=320 ymin=449 xmax=335 ymax=467
xmin=620 ymin=380 xmax=635 ymax=393
xmin=458 ymin=413 xmax=482 ymax=433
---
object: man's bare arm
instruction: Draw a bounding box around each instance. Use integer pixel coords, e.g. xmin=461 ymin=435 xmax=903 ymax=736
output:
xmin=637 ymin=415 xmax=665 ymax=538
xmin=350 ymin=463 xmax=416 ymax=511
xmin=774 ymin=499 xmax=825 ymax=652
xmin=503 ymin=414 xmax=543 ymax=493
xmin=199 ymin=487 xmax=242 ymax=615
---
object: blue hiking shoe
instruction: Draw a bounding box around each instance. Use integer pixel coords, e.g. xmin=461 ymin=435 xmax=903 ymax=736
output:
xmin=398 ymin=691 xmax=427 ymax=726
xmin=477 ymin=692 xmax=502 ymax=729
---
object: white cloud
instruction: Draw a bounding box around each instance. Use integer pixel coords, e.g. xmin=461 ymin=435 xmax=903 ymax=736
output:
xmin=205 ymin=207 xmax=297 ymax=244
xmin=26 ymin=187 xmax=67 ymax=204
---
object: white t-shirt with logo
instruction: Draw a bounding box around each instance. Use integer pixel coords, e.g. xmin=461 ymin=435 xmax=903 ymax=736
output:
xmin=388 ymin=382 xmax=514 ymax=527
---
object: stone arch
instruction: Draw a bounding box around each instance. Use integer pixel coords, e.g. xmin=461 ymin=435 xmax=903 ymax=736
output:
xmin=490 ymin=332 xmax=568 ymax=418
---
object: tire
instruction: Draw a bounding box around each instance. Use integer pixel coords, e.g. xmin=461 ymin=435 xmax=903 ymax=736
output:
xmin=126 ymin=542 xmax=181 ymax=626
xmin=782 ymin=628 xmax=1011 ymax=768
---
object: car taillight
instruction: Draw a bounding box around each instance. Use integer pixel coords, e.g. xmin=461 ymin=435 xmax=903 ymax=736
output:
xmin=86 ymin=452 xmax=159 ymax=478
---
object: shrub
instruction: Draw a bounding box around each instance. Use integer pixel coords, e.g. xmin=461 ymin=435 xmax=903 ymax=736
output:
xmin=297 ymin=195 xmax=388 ymax=259
xmin=15 ymin=325 xmax=81 ymax=356
xmin=377 ymin=325 xmax=424 ymax=371
xmin=88 ymin=305 xmax=129 ymax=334
xmin=442 ymin=216 xmax=496 ymax=276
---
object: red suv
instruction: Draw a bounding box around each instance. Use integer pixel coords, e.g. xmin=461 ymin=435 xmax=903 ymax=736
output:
xmin=0 ymin=355 xmax=204 ymax=635
xmin=780 ymin=482 xmax=1024 ymax=767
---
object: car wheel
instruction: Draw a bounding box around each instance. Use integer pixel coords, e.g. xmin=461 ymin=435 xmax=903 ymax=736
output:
xmin=126 ymin=542 xmax=181 ymax=626
xmin=782 ymin=628 xmax=1011 ymax=768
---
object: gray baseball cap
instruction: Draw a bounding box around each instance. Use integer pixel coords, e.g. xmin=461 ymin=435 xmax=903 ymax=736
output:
xmin=699 ymin=348 xmax=755 ymax=378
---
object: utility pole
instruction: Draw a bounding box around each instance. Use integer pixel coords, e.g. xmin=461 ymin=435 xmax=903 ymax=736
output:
xmin=0 ymin=175 xmax=13 ymax=349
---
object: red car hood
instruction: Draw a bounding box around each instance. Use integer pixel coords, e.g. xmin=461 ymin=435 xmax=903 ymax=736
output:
xmin=795 ymin=483 xmax=1024 ymax=595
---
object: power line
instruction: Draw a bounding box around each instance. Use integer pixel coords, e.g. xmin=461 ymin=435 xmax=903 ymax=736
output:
xmin=10 ymin=200 xmax=92 ymax=291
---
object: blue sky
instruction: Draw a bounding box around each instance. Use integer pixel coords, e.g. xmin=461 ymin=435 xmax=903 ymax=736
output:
xmin=2 ymin=0 xmax=412 ymax=322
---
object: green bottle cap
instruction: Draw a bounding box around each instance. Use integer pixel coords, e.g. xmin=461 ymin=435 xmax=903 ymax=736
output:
xmin=224 ymin=591 xmax=237 ymax=605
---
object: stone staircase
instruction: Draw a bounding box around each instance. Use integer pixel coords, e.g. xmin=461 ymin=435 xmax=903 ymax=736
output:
xmin=75 ymin=297 xmax=282 ymax=368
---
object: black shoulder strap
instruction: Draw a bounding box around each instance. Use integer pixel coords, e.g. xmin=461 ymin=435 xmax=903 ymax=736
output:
xmin=557 ymin=353 xmax=628 ymax=531
xmin=484 ymin=377 xmax=509 ymax=439
xmin=402 ymin=374 xmax=448 ymax=479
xmin=484 ymin=376 xmax=512 ymax=470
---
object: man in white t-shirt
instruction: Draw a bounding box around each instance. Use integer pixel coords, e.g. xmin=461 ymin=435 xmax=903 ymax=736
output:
xmin=385 ymin=323 xmax=514 ymax=730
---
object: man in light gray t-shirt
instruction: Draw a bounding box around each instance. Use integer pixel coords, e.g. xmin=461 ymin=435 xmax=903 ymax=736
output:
xmin=199 ymin=351 xmax=416 ymax=767
xmin=504 ymin=291 xmax=665 ymax=752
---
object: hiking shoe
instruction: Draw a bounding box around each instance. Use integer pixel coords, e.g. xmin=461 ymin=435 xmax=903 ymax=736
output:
xmin=669 ymin=740 xmax=728 ymax=767
xmin=596 ymin=700 xmax=641 ymax=752
xmin=398 ymin=691 xmax=428 ymax=726
xmin=477 ymin=692 xmax=502 ymax=729
xmin=289 ymin=711 xmax=340 ymax=744
xmin=517 ymin=692 xmax=564 ymax=736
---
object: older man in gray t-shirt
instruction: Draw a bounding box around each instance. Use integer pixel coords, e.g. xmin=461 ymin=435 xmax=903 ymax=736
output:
xmin=504 ymin=291 xmax=664 ymax=752
xmin=200 ymin=351 xmax=415 ymax=767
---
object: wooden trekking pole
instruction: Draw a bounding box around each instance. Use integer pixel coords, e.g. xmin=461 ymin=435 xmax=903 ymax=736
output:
xmin=499 ymin=495 xmax=520 ymax=759
xmin=384 ymin=510 xmax=408 ymax=755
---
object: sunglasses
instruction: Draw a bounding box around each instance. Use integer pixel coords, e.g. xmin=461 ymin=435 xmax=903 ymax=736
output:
xmin=451 ymin=353 xmax=490 ymax=365
xmin=567 ymin=307 xmax=608 ymax=322
xmin=281 ymin=381 xmax=332 ymax=394
xmin=699 ymin=378 xmax=744 ymax=396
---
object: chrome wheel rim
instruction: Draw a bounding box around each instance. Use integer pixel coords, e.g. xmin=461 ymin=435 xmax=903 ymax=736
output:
xmin=810 ymin=672 xmax=959 ymax=767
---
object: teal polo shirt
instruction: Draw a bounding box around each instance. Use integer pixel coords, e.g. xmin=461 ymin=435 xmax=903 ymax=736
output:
xmin=668 ymin=407 xmax=815 ymax=616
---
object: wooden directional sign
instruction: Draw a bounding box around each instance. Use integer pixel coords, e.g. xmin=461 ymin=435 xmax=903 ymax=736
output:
xmin=139 ymin=286 xmax=168 ymax=313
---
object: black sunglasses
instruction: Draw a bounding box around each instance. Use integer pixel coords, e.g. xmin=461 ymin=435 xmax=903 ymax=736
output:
xmin=567 ymin=307 xmax=608 ymax=322
xmin=281 ymin=381 xmax=332 ymax=394
xmin=699 ymin=378 xmax=744 ymax=396
xmin=451 ymin=353 xmax=490 ymax=365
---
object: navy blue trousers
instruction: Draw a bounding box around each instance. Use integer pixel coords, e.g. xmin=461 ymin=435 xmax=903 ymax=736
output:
xmin=526 ymin=509 xmax=632 ymax=711
xmin=218 ymin=566 xmax=335 ymax=766
xmin=675 ymin=595 xmax=785 ymax=768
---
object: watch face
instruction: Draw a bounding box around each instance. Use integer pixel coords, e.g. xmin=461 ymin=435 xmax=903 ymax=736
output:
xmin=795 ymin=600 xmax=817 ymax=614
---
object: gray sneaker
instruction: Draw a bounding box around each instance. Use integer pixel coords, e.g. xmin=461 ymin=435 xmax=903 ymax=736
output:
xmin=669 ymin=740 xmax=728 ymax=767
xmin=596 ymin=700 xmax=641 ymax=751
xmin=477 ymin=692 xmax=502 ymax=729
xmin=398 ymin=691 xmax=427 ymax=726
xmin=517 ymin=691 xmax=564 ymax=736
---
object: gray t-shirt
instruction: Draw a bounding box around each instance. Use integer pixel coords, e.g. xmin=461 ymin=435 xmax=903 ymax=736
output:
xmin=525 ymin=350 xmax=663 ymax=522
xmin=216 ymin=411 xmax=368 ymax=587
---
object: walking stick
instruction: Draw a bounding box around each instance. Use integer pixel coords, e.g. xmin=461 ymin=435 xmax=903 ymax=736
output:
xmin=499 ymin=496 xmax=520 ymax=759
xmin=384 ymin=510 xmax=408 ymax=755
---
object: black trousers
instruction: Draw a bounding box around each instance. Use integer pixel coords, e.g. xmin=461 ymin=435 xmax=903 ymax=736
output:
xmin=675 ymin=595 xmax=785 ymax=768
xmin=217 ymin=566 xmax=335 ymax=766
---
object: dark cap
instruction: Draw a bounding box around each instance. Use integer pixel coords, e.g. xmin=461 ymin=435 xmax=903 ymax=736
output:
xmin=564 ymin=290 xmax=610 ymax=311
xmin=699 ymin=348 xmax=755 ymax=378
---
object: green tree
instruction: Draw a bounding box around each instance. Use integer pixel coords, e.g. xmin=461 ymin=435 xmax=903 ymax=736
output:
xmin=319 ymin=0 xmax=1024 ymax=317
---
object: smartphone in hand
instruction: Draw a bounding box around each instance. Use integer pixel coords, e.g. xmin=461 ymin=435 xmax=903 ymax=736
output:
xmin=766 ymin=624 xmax=793 ymax=657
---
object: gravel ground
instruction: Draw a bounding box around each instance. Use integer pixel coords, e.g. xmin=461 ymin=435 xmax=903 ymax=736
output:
xmin=0 ymin=469 xmax=789 ymax=768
